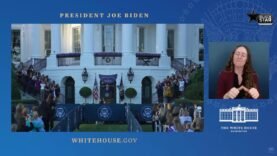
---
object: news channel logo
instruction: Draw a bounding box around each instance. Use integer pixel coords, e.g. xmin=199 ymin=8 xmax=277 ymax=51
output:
xmin=248 ymin=10 xmax=273 ymax=25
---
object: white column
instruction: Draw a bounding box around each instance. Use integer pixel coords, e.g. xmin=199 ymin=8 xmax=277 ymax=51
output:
xmin=156 ymin=24 xmax=167 ymax=54
xmin=122 ymin=24 xmax=135 ymax=66
xmin=94 ymin=24 xmax=102 ymax=52
xmin=31 ymin=24 xmax=44 ymax=59
xmin=122 ymin=24 xmax=133 ymax=53
xmin=61 ymin=24 xmax=72 ymax=52
xmin=81 ymin=24 xmax=94 ymax=67
xmin=236 ymin=111 xmax=239 ymax=122
xmin=177 ymin=24 xmax=187 ymax=64
xmin=156 ymin=24 xmax=170 ymax=68
xmin=51 ymin=24 xmax=61 ymax=54
xmin=20 ymin=25 xmax=30 ymax=62
xmin=47 ymin=24 xmax=60 ymax=69
xmin=232 ymin=110 xmax=234 ymax=121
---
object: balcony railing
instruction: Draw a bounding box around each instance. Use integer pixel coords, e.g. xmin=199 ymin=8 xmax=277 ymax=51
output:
xmin=23 ymin=58 xmax=47 ymax=71
xmin=136 ymin=52 xmax=160 ymax=66
xmin=94 ymin=52 xmax=122 ymax=65
xmin=56 ymin=53 xmax=81 ymax=66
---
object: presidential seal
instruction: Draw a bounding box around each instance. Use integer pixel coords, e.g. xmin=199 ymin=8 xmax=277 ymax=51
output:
xmin=97 ymin=105 xmax=112 ymax=120
xmin=55 ymin=107 xmax=66 ymax=119
xmin=141 ymin=106 xmax=152 ymax=121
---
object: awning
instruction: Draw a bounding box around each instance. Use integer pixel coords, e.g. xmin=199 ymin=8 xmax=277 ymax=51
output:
xmin=99 ymin=74 xmax=117 ymax=84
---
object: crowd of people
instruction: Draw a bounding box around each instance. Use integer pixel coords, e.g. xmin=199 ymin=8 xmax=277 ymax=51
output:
xmin=155 ymin=63 xmax=202 ymax=103
xmin=16 ymin=65 xmax=61 ymax=101
xmin=152 ymin=63 xmax=203 ymax=132
xmin=12 ymin=65 xmax=59 ymax=132
xmin=151 ymin=103 xmax=203 ymax=132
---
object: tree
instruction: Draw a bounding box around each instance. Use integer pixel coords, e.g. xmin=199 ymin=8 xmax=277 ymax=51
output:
xmin=79 ymin=87 xmax=92 ymax=104
xmin=125 ymin=88 xmax=137 ymax=103
xmin=12 ymin=64 xmax=21 ymax=100
xmin=184 ymin=68 xmax=203 ymax=101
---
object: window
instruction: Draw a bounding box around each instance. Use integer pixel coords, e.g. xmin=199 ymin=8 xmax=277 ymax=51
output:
xmin=227 ymin=112 xmax=232 ymax=120
xmin=11 ymin=30 xmax=21 ymax=62
xmin=220 ymin=111 xmax=232 ymax=120
xmin=221 ymin=112 xmax=230 ymax=120
xmin=102 ymin=25 xmax=115 ymax=52
xmin=167 ymin=30 xmax=174 ymax=50
xmin=137 ymin=27 xmax=145 ymax=52
xmin=44 ymin=30 xmax=51 ymax=55
xmin=246 ymin=112 xmax=258 ymax=120
xmin=167 ymin=30 xmax=174 ymax=60
xmin=72 ymin=27 xmax=81 ymax=53
xmin=199 ymin=28 xmax=204 ymax=44
xmin=237 ymin=111 xmax=241 ymax=121
xmin=233 ymin=111 xmax=236 ymax=121
xmin=12 ymin=30 xmax=20 ymax=48
xmin=246 ymin=112 xmax=257 ymax=120
xmin=241 ymin=111 xmax=244 ymax=121
xmin=199 ymin=48 xmax=204 ymax=61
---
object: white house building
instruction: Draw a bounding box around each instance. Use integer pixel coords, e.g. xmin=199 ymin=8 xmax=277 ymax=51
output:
xmin=11 ymin=24 xmax=204 ymax=104
xmin=219 ymin=105 xmax=259 ymax=123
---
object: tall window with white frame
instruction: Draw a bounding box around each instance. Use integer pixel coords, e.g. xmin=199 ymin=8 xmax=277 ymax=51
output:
xmin=137 ymin=27 xmax=145 ymax=52
xmin=44 ymin=30 xmax=51 ymax=56
xmin=102 ymin=24 xmax=115 ymax=52
xmin=167 ymin=29 xmax=174 ymax=60
xmin=199 ymin=28 xmax=204 ymax=44
xmin=72 ymin=27 xmax=81 ymax=53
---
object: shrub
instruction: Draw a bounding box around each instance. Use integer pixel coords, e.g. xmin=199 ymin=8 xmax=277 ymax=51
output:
xmin=125 ymin=88 xmax=137 ymax=103
xmin=79 ymin=87 xmax=92 ymax=103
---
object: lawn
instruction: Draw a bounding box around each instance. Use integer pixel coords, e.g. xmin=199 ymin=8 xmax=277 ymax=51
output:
xmin=75 ymin=124 xmax=153 ymax=132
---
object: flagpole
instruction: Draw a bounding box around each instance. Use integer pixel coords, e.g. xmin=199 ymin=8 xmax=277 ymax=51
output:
xmin=120 ymin=73 xmax=124 ymax=104
xmin=120 ymin=73 xmax=122 ymax=104
xmin=93 ymin=73 xmax=96 ymax=104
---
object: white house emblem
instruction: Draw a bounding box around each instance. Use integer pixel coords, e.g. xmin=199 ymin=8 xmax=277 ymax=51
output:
xmin=219 ymin=104 xmax=259 ymax=123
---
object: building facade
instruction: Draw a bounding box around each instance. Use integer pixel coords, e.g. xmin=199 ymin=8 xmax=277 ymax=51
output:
xmin=12 ymin=24 xmax=204 ymax=104
xmin=219 ymin=105 xmax=259 ymax=123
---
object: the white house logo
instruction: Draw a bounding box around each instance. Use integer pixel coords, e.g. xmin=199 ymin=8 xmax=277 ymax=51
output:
xmin=141 ymin=106 xmax=152 ymax=121
xmin=97 ymin=105 xmax=112 ymax=120
xmin=56 ymin=107 xmax=66 ymax=119
xmin=219 ymin=104 xmax=259 ymax=123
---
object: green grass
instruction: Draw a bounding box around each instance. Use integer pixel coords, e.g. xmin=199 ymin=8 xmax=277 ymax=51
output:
xmin=141 ymin=124 xmax=153 ymax=132
xmin=76 ymin=124 xmax=128 ymax=132
xmin=75 ymin=124 xmax=153 ymax=132
xmin=174 ymin=97 xmax=203 ymax=105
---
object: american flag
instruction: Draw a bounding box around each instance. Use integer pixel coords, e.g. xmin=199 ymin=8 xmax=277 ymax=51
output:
xmin=119 ymin=75 xmax=124 ymax=101
xmin=93 ymin=77 xmax=99 ymax=100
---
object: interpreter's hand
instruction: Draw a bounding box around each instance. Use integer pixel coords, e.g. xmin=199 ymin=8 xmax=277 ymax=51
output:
xmin=224 ymin=86 xmax=260 ymax=99
xmin=224 ymin=87 xmax=240 ymax=99
xmin=248 ymin=88 xmax=260 ymax=99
